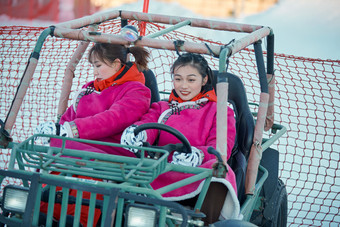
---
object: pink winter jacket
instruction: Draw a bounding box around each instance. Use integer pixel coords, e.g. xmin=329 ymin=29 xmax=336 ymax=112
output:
xmin=136 ymin=100 xmax=236 ymax=162
xmin=51 ymin=81 xmax=151 ymax=157
xmin=134 ymin=99 xmax=237 ymax=199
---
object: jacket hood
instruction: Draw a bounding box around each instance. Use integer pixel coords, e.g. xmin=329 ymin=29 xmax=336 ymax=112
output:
xmin=93 ymin=62 xmax=145 ymax=91
xmin=168 ymin=84 xmax=217 ymax=103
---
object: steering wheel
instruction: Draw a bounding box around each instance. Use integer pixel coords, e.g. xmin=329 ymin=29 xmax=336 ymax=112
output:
xmin=133 ymin=123 xmax=192 ymax=158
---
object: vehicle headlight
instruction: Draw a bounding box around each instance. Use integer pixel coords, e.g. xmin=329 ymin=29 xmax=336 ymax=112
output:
xmin=2 ymin=185 xmax=29 ymax=214
xmin=126 ymin=204 xmax=157 ymax=227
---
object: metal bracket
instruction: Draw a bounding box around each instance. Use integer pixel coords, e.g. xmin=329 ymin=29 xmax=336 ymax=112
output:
xmin=0 ymin=119 xmax=12 ymax=148
xmin=208 ymin=147 xmax=228 ymax=178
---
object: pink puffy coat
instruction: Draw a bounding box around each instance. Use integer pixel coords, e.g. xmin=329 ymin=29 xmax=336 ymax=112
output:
xmin=137 ymin=100 xmax=235 ymax=161
xmin=134 ymin=99 xmax=241 ymax=219
xmin=51 ymin=80 xmax=151 ymax=157
xmin=135 ymin=99 xmax=240 ymax=218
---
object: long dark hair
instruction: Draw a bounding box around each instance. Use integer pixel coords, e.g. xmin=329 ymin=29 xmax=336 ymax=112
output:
xmin=171 ymin=53 xmax=214 ymax=92
xmin=88 ymin=43 xmax=150 ymax=71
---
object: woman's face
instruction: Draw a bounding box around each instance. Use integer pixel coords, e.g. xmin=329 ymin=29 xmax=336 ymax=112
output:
xmin=91 ymin=56 xmax=120 ymax=81
xmin=173 ymin=65 xmax=207 ymax=101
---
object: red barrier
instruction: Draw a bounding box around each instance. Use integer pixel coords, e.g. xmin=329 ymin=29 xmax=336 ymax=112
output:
xmin=0 ymin=0 xmax=99 ymax=22
xmin=0 ymin=0 xmax=59 ymax=21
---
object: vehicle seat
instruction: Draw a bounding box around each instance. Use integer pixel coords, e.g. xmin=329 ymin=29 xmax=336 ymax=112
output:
xmin=143 ymin=69 xmax=160 ymax=105
xmin=212 ymin=71 xmax=255 ymax=203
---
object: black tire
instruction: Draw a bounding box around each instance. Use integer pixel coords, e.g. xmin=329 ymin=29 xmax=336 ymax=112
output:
xmin=266 ymin=178 xmax=288 ymax=227
xmin=251 ymin=178 xmax=288 ymax=227
xmin=213 ymin=219 xmax=257 ymax=227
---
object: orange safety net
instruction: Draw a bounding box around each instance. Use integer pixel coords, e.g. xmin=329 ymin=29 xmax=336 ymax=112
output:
xmin=0 ymin=22 xmax=339 ymax=226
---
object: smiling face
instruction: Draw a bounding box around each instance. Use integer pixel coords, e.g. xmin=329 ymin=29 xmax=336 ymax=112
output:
xmin=173 ymin=65 xmax=208 ymax=101
xmin=91 ymin=56 xmax=121 ymax=82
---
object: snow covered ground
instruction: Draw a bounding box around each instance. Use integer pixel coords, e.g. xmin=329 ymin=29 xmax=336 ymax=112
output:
xmin=0 ymin=0 xmax=339 ymax=60
xmin=235 ymin=0 xmax=340 ymax=60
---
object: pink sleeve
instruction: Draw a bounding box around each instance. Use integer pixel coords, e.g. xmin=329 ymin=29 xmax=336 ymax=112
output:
xmin=226 ymin=106 xmax=236 ymax=160
xmin=134 ymin=101 xmax=167 ymax=145
xmin=59 ymin=106 xmax=76 ymax=123
xmin=75 ymin=84 xmax=151 ymax=140
xmin=195 ymin=106 xmax=236 ymax=163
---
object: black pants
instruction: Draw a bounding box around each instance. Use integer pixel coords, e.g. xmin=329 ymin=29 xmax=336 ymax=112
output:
xmin=179 ymin=182 xmax=228 ymax=225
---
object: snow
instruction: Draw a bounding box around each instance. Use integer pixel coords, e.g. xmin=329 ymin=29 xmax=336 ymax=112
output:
xmin=233 ymin=0 xmax=340 ymax=60
xmin=0 ymin=0 xmax=339 ymax=60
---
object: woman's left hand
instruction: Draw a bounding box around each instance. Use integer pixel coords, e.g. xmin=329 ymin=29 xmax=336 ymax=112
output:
xmin=171 ymin=146 xmax=204 ymax=167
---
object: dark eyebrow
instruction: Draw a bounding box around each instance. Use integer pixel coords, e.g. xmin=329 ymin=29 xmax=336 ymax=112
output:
xmin=174 ymin=74 xmax=198 ymax=77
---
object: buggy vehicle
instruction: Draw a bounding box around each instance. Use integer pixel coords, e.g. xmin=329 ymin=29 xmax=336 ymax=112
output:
xmin=0 ymin=9 xmax=287 ymax=227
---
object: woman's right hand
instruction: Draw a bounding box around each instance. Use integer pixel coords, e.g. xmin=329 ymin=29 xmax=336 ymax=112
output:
xmin=120 ymin=125 xmax=147 ymax=153
xmin=35 ymin=121 xmax=73 ymax=145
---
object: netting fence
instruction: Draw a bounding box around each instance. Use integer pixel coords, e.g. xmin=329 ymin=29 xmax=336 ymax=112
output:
xmin=0 ymin=21 xmax=339 ymax=226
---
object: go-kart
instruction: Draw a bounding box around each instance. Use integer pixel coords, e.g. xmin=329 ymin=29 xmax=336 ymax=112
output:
xmin=0 ymin=9 xmax=287 ymax=227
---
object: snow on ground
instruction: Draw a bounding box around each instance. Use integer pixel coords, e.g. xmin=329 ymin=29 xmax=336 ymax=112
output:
xmin=232 ymin=0 xmax=340 ymax=60
xmin=0 ymin=0 xmax=339 ymax=60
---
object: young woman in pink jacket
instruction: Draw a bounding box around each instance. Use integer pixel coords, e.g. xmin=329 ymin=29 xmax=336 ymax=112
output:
xmin=121 ymin=53 xmax=240 ymax=224
xmin=36 ymin=43 xmax=151 ymax=157
xmin=36 ymin=43 xmax=151 ymax=226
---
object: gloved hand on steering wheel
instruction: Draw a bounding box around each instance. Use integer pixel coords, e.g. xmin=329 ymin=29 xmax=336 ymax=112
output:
xmin=121 ymin=125 xmax=147 ymax=153
xmin=171 ymin=146 xmax=204 ymax=167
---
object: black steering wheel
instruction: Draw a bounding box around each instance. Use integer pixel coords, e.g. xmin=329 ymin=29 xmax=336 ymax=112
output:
xmin=133 ymin=123 xmax=192 ymax=158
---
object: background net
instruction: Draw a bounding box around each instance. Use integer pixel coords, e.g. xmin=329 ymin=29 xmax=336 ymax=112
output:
xmin=0 ymin=21 xmax=339 ymax=226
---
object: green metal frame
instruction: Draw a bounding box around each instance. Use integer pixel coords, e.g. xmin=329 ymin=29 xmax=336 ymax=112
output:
xmin=0 ymin=9 xmax=287 ymax=227
xmin=0 ymin=124 xmax=286 ymax=226
xmin=1 ymin=134 xmax=215 ymax=226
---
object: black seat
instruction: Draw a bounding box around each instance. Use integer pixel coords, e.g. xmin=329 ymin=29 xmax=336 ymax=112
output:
xmin=143 ymin=69 xmax=160 ymax=105
xmin=212 ymin=71 xmax=255 ymax=203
